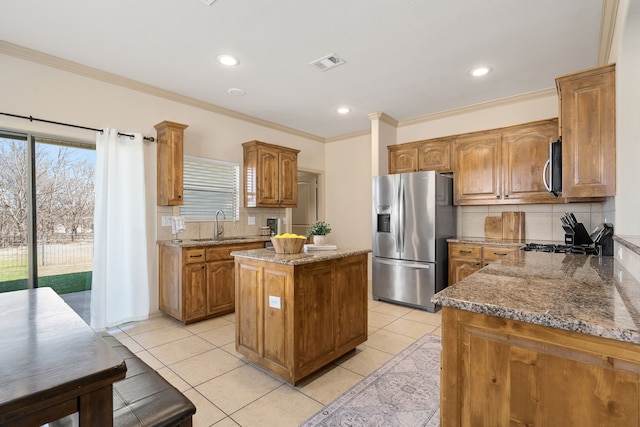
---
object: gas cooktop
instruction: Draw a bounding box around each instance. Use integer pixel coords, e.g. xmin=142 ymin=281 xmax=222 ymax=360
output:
xmin=522 ymin=243 xmax=599 ymax=255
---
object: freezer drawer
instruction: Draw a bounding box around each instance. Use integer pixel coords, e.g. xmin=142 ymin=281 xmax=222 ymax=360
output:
xmin=372 ymin=257 xmax=439 ymax=312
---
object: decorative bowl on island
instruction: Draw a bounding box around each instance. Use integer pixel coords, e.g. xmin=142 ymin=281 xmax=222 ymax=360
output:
xmin=271 ymin=234 xmax=306 ymax=254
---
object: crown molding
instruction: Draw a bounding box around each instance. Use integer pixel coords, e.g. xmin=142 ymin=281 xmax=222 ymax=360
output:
xmin=397 ymin=88 xmax=557 ymax=128
xmin=599 ymin=0 xmax=620 ymax=65
xmin=325 ymin=128 xmax=371 ymax=143
xmin=0 ymin=40 xmax=326 ymax=143
xmin=368 ymin=112 xmax=399 ymax=127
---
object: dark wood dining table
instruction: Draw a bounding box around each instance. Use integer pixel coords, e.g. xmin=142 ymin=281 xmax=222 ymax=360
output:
xmin=0 ymin=287 xmax=126 ymax=426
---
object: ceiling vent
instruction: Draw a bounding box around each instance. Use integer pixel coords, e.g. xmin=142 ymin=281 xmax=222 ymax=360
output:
xmin=200 ymin=0 xmax=216 ymax=5
xmin=309 ymin=53 xmax=346 ymax=71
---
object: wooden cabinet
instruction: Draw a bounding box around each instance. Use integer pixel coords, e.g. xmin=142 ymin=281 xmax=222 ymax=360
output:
xmin=154 ymin=121 xmax=188 ymax=206
xmin=448 ymin=243 xmax=482 ymax=285
xmin=441 ymin=307 xmax=640 ymax=426
xmin=388 ymin=137 xmax=452 ymax=174
xmin=235 ymin=253 xmax=368 ymax=384
xmin=158 ymin=241 xmax=264 ymax=323
xmin=242 ymin=140 xmax=300 ymax=207
xmin=448 ymin=242 xmax=519 ymax=285
xmin=453 ymin=119 xmax=559 ymax=205
xmin=556 ymin=64 xmax=616 ymax=198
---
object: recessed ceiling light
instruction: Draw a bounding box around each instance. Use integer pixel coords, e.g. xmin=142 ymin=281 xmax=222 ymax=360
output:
xmin=470 ymin=66 xmax=491 ymax=77
xmin=227 ymin=88 xmax=245 ymax=96
xmin=217 ymin=54 xmax=239 ymax=66
xmin=337 ymin=107 xmax=350 ymax=114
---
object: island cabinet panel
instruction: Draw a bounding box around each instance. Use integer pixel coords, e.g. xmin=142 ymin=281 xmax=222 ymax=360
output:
xmin=295 ymin=262 xmax=335 ymax=369
xmin=335 ymin=257 xmax=369 ymax=348
xmin=441 ymin=307 xmax=640 ymax=426
xmin=236 ymin=262 xmax=262 ymax=356
xmin=263 ymin=266 xmax=290 ymax=369
xmin=235 ymin=253 xmax=368 ymax=384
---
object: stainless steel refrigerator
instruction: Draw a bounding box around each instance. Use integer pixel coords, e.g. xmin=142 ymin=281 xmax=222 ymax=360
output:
xmin=372 ymin=171 xmax=456 ymax=312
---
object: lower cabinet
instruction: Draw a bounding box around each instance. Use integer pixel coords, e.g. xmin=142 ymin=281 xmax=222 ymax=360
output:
xmin=441 ymin=307 xmax=640 ymax=426
xmin=235 ymin=254 xmax=368 ymax=384
xmin=159 ymin=242 xmax=264 ymax=324
xmin=448 ymin=242 xmax=520 ymax=285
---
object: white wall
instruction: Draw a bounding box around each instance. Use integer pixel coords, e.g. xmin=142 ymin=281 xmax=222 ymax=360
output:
xmin=0 ymin=53 xmax=326 ymax=313
xmin=615 ymin=0 xmax=640 ymax=235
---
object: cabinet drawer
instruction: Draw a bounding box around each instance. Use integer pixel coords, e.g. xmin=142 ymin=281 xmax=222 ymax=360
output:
xmin=482 ymin=245 xmax=518 ymax=261
xmin=449 ymin=243 xmax=482 ymax=259
xmin=206 ymin=242 xmax=264 ymax=261
xmin=184 ymin=248 xmax=206 ymax=263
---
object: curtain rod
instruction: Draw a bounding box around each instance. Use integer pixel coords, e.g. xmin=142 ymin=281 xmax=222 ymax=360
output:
xmin=0 ymin=112 xmax=155 ymax=142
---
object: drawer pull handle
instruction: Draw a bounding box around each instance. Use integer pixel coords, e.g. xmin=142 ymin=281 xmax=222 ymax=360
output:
xmin=460 ymin=250 xmax=472 ymax=253
xmin=494 ymin=252 xmax=508 ymax=256
xmin=189 ymin=254 xmax=203 ymax=258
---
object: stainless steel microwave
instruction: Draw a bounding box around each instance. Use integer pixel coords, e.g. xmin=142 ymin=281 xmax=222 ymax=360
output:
xmin=543 ymin=139 xmax=562 ymax=197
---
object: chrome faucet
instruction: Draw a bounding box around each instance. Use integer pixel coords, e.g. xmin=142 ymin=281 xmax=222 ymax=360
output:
xmin=214 ymin=209 xmax=226 ymax=240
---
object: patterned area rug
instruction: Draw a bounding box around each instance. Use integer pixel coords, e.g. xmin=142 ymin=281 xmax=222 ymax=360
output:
xmin=300 ymin=333 xmax=441 ymax=427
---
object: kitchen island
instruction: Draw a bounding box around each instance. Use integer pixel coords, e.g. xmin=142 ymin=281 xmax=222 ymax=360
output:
xmin=231 ymin=247 xmax=370 ymax=384
xmin=433 ymin=250 xmax=640 ymax=426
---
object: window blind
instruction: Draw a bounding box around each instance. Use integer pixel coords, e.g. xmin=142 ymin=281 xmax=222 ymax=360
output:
xmin=180 ymin=156 xmax=239 ymax=221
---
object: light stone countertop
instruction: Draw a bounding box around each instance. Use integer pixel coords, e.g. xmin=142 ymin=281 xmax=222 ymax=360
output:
xmin=433 ymin=250 xmax=640 ymax=344
xmin=615 ymin=235 xmax=640 ymax=256
xmin=230 ymin=247 xmax=371 ymax=266
xmin=157 ymin=236 xmax=271 ymax=248
xmin=447 ymin=236 xmax=560 ymax=246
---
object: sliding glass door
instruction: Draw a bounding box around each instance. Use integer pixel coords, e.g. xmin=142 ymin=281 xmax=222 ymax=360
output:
xmin=0 ymin=131 xmax=95 ymax=317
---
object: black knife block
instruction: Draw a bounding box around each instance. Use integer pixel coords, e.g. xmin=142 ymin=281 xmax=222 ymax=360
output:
xmin=563 ymin=222 xmax=593 ymax=246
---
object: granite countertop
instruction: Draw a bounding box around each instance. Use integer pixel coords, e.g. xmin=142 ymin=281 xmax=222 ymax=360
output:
xmin=433 ymin=250 xmax=640 ymax=344
xmin=230 ymin=247 xmax=372 ymax=266
xmin=615 ymin=235 xmax=640 ymax=256
xmin=448 ymin=236 xmax=560 ymax=246
xmin=158 ymin=236 xmax=271 ymax=248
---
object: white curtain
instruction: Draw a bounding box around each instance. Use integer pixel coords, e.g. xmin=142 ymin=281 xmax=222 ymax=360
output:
xmin=91 ymin=129 xmax=150 ymax=330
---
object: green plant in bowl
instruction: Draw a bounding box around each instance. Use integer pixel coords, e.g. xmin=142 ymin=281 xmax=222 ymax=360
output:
xmin=307 ymin=221 xmax=332 ymax=237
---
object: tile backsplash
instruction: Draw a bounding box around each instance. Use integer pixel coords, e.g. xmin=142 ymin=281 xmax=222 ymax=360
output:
xmin=156 ymin=205 xmax=288 ymax=241
xmin=457 ymin=197 xmax=615 ymax=242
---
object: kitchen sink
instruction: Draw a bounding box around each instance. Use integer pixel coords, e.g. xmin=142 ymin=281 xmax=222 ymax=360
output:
xmin=190 ymin=237 xmax=253 ymax=242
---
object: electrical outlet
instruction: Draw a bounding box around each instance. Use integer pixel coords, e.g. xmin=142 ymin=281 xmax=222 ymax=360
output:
xmin=282 ymin=217 xmax=287 ymax=225
xmin=162 ymin=216 xmax=172 ymax=227
xmin=248 ymin=216 xmax=255 ymax=225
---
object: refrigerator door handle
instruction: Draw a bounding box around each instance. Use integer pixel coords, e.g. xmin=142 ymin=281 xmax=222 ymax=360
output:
xmin=374 ymin=257 xmax=431 ymax=270
xmin=397 ymin=177 xmax=404 ymax=254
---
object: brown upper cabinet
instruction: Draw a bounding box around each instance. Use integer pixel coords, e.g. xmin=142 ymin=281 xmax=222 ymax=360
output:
xmin=556 ymin=64 xmax=615 ymax=198
xmin=243 ymin=140 xmax=300 ymax=208
xmin=453 ymin=119 xmax=559 ymax=205
xmin=155 ymin=121 xmax=188 ymax=206
xmin=388 ymin=137 xmax=452 ymax=174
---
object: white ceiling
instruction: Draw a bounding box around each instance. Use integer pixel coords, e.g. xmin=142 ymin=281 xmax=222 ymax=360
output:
xmin=0 ymin=0 xmax=606 ymax=140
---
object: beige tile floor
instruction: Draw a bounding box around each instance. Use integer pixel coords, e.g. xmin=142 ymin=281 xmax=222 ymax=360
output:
xmin=107 ymin=285 xmax=442 ymax=427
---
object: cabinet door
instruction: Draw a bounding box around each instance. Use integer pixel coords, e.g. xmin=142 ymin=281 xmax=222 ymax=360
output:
xmin=278 ymin=150 xmax=298 ymax=207
xmin=295 ymin=263 xmax=335 ymax=370
xmin=448 ymin=258 xmax=482 ymax=286
xmin=388 ymin=145 xmax=418 ymax=174
xmin=454 ymin=133 xmax=502 ymax=204
xmin=256 ymin=145 xmax=280 ymax=206
xmin=419 ymin=139 xmax=452 ymax=172
xmin=335 ymin=256 xmax=368 ymax=350
xmin=184 ymin=263 xmax=207 ymax=320
xmin=155 ymin=121 xmax=187 ymax=206
xmin=558 ymin=65 xmax=615 ymax=198
xmin=236 ymin=262 xmax=262 ymax=356
xmin=206 ymin=260 xmax=235 ymax=316
xmin=502 ymin=120 xmax=559 ymax=203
